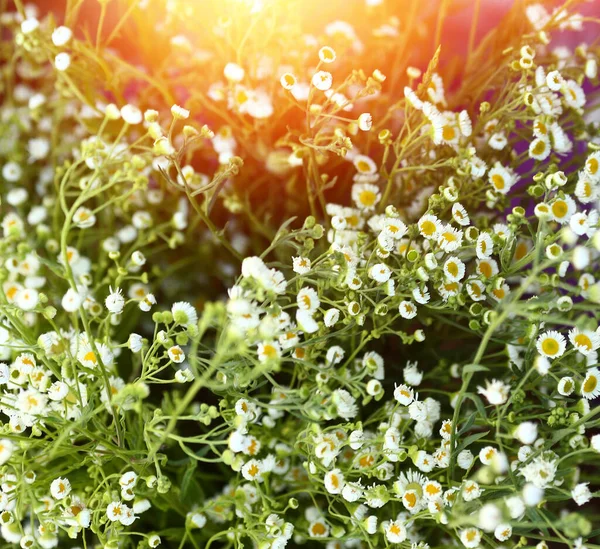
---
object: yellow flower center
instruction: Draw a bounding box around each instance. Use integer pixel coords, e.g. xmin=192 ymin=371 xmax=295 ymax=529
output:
xmin=492 ymin=174 xmax=505 ymax=190
xmin=552 ymin=200 xmax=568 ymax=218
xmin=478 ymin=261 xmax=492 ymax=278
xmin=358 ymin=190 xmax=377 ymax=206
xmin=583 ymin=375 xmax=597 ymax=394
xmin=311 ymin=522 xmax=326 ymax=536
xmin=541 ymin=338 xmax=559 ymax=356
xmin=532 ymin=140 xmax=546 ymax=155
xmin=442 ymin=125 xmax=456 ymax=141
xmin=420 ymin=220 xmax=436 ymax=236
xmin=574 ymin=334 xmax=592 ymax=351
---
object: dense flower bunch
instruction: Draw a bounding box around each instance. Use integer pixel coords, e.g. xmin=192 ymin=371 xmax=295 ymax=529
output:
xmin=1 ymin=0 xmax=600 ymax=548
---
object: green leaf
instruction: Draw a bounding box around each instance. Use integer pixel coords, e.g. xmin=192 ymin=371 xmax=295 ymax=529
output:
xmin=463 ymin=392 xmax=489 ymax=420
xmin=463 ymin=364 xmax=489 ymax=374
xmin=455 ymin=430 xmax=490 ymax=454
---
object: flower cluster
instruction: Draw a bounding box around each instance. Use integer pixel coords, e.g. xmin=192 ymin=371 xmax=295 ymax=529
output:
xmin=0 ymin=0 xmax=599 ymax=548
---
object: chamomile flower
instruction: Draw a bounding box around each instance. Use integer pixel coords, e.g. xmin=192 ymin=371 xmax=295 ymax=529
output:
xmin=394 ymin=383 xmax=414 ymax=405
xmin=398 ymin=300 xmax=417 ymax=319
xmin=297 ymin=287 xmax=320 ymax=313
xmin=312 ymin=70 xmax=333 ymax=91
xmin=358 ymin=113 xmax=373 ymax=131
xmin=258 ymin=341 xmax=281 ymax=362
xmin=167 ymin=346 xmax=185 ymax=364
xmin=318 ymin=46 xmax=336 ymax=63
xmin=443 ymin=257 xmax=465 ymax=282
xmin=452 ymin=203 xmax=470 ymax=226
xmin=352 ymin=155 xmax=377 ymax=176
xmin=14 ymin=288 xmax=38 ymax=311
xmin=549 ymin=195 xmax=576 ymax=224
xmin=50 ymin=478 xmax=71 ymax=500
xmin=292 ymin=256 xmax=311 ymax=275
xmin=417 ymin=214 xmax=441 ymax=239
xmin=172 ymin=302 xmax=198 ymax=326
xmin=105 ymin=287 xmax=125 ymax=314
xmin=384 ymin=520 xmax=407 ymax=543
xmin=477 ymin=379 xmax=510 ymax=405
xmin=73 ymin=207 xmax=96 ymax=228
xmin=224 ymin=62 xmax=245 ymax=82
xmin=571 ymin=483 xmax=592 ymax=506
xmin=437 ymin=225 xmax=463 ymax=252
xmin=569 ymin=328 xmax=600 ymax=355
xmin=280 ymin=73 xmax=296 ymax=90
xmin=537 ymin=331 xmax=567 ymax=359
xmin=581 ymin=368 xmax=600 ymax=400
xmin=323 ymin=469 xmax=344 ymax=494
xmin=488 ymin=162 xmax=517 ymax=194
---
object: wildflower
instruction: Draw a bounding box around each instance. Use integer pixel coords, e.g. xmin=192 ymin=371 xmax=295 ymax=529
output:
xmin=54 ymin=52 xmax=71 ymax=71
xmin=394 ymin=383 xmax=414 ymax=405
xmin=318 ymin=46 xmax=336 ymax=63
xmin=437 ymin=225 xmax=463 ymax=252
xmin=385 ymin=520 xmax=407 ymax=543
xmin=105 ymin=287 xmax=125 ymax=314
xmin=297 ymin=287 xmax=320 ymax=313
xmin=581 ymin=368 xmax=600 ymax=400
xmin=121 ymin=104 xmax=143 ymax=124
xmin=569 ymin=328 xmax=600 ymax=355
xmin=536 ymin=331 xmax=567 ymax=358
xmin=452 ymin=203 xmax=470 ymax=226
xmin=515 ymin=422 xmax=538 ymax=444
xmin=171 ymin=104 xmax=189 ymax=119
xmin=398 ymin=300 xmax=417 ymax=319
xmin=106 ymin=501 xmax=125 ymax=522
xmin=308 ymin=519 xmax=329 ymax=538
xmin=172 ymin=301 xmax=198 ymax=325
xmin=460 ymin=528 xmax=481 ymax=549
xmin=352 ymin=155 xmax=377 ymax=176
xmin=368 ymin=263 xmax=391 ymax=283
xmin=443 ymin=257 xmax=465 ymax=282
xmin=529 ymin=137 xmax=551 ymax=160
xmin=241 ymin=459 xmax=264 ymax=482
xmin=21 ymin=18 xmax=40 ymax=34
xmin=323 ymin=308 xmax=340 ymax=327
xmin=292 ymin=256 xmax=311 ymax=274
xmin=52 ymin=26 xmax=72 ymax=46
xmin=558 ymin=376 xmax=575 ymax=396
xmin=312 ymin=71 xmax=332 ymax=91
xmin=258 ymin=341 xmax=281 ymax=362
xmin=14 ymin=288 xmax=38 ymax=311
xmin=418 ymin=214 xmax=442 ymax=239
xmin=139 ymin=293 xmax=156 ymax=311
xmin=2 ymin=162 xmax=22 ymax=182
xmin=0 ymin=440 xmax=14 ymax=465
xmin=478 ymin=379 xmax=510 ymax=405
xmin=50 ymin=478 xmax=71 ymax=500
xmin=73 ymin=207 xmax=96 ymax=228
xmin=495 ymin=524 xmax=512 ymax=542
xmin=549 ymin=196 xmax=576 ymax=224
xmin=571 ymin=483 xmax=592 ymax=506
xmin=358 ymin=113 xmax=372 ymax=131
xmin=324 ymin=469 xmax=344 ymax=494
xmin=332 ymin=389 xmax=358 ymax=419
xmin=280 ymin=73 xmax=296 ymax=90
xmin=168 ymin=346 xmax=185 ymax=364
xmin=224 ymin=62 xmax=245 ymax=82
xmin=488 ymin=162 xmax=517 ymax=194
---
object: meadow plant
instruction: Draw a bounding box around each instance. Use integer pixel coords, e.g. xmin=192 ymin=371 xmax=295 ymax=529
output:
xmin=0 ymin=0 xmax=600 ymax=548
